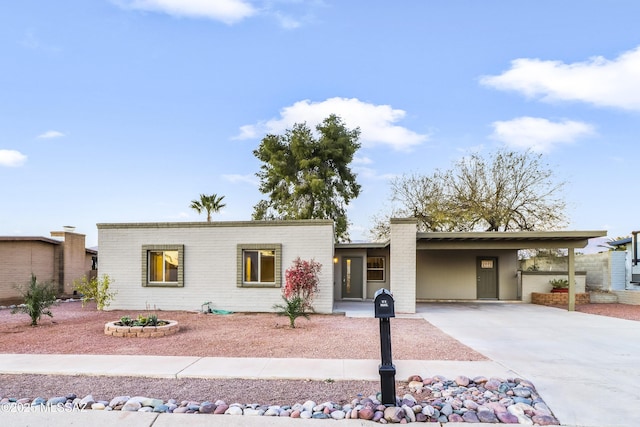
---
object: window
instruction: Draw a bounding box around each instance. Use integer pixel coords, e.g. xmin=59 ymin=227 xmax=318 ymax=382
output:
xmin=367 ymin=256 xmax=385 ymax=281
xmin=481 ymin=259 xmax=494 ymax=269
xmin=142 ymin=245 xmax=184 ymax=287
xmin=237 ymin=244 xmax=282 ymax=288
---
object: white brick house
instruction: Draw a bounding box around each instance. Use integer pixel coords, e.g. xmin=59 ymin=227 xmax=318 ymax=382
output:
xmin=99 ymin=218 xmax=606 ymax=314
xmin=97 ymin=220 xmax=335 ymax=313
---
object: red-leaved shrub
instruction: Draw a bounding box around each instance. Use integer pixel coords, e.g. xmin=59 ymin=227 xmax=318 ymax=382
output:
xmin=274 ymin=257 xmax=322 ymax=328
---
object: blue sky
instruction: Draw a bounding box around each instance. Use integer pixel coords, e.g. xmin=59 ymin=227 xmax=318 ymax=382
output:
xmin=1 ymin=1 xmax=639 ymax=248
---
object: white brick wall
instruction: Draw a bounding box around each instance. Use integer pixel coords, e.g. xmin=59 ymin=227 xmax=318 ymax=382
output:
xmin=98 ymin=221 xmax=335 ymax=313
xmin=390 ymin=218 xmax=417 ymax=313
xmin=575 ymin=252 xmax=608 ymax=289
xmin=521 ymin=251 xmax=627 ymax=291
xmin=613 ymin=290 xmax=640 ymax=305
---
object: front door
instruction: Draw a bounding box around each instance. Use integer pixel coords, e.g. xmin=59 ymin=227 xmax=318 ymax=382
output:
xmin=477 ymin=257 xmax=498 ymax=299
xmin=341 ymin=257 xmax=363 ymax=299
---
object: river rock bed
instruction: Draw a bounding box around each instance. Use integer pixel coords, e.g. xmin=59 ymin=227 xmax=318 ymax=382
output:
xmin=0 ymin=374 xmax=559 ymax=424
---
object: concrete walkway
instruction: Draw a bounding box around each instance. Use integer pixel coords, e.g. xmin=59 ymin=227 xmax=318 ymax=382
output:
xmin=0 ymin=353 xmax=512 ymax=382
xmin=1 ymin=302 xmax=638 ymax=426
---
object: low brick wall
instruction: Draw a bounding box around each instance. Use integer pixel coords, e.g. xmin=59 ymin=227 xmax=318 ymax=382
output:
xmin=104 ymin=320 xmax=179 ymax=338
xmin=531 ymin=292 xmax=590 ymax=306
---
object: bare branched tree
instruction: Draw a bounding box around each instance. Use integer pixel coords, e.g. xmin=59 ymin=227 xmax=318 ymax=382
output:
xmin=371 ymin=149 xmax=567 ymax=238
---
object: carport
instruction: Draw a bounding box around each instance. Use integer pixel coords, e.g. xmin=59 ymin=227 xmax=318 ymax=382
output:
xmin=389 ymin=219 xmax=606 ymax=313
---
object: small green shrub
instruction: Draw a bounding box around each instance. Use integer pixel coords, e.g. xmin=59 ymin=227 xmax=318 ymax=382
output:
xmin=11 ymin=274 xmax=58 ymax=326
xmin=549 ymin=278 xmax=569 ymax=289
xmin=74 ymin=274 xmax=116 ymax=310
xmin=147 ymin=314 xmax=159 ymax=326
xmin=117 ymin=312 xmax=165 ymax=327
xmin=273 ymin=295 xmax=311 ymax=328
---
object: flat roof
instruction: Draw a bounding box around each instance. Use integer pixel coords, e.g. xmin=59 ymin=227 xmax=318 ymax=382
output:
xmin=609 ymin=237 xmax=632 ymax=246
xmin=0 ymin=236 xmax=61 ymax=245
xmin=0 ymin=236 xmax=97 ymax=254
xmin=335 ymin=241 xmax=389 ymax=249
xmin=416 ymin=230 xmax=607 ymax=249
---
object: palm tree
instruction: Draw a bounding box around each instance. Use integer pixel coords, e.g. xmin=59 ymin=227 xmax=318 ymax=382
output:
xmin=190 ymin=193 xmax=226 ymax=222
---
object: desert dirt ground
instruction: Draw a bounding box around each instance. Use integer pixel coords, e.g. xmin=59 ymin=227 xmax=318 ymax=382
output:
xmin=0 ymin=301 xmax=485 ymax=360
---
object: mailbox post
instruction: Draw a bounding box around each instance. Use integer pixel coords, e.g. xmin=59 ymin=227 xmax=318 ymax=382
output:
xmin=374 ymin=288 xmax=396 ymax=406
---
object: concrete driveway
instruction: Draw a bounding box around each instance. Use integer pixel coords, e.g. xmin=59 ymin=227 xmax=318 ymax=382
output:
xmin=416 ymin=302 xmax=640 ymax=427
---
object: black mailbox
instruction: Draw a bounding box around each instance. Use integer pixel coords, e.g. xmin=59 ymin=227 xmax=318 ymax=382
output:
xmin=374 ymin=288 xmax=396 ymax=406
xmin=374 ymin=288 xmax=395 ymax=318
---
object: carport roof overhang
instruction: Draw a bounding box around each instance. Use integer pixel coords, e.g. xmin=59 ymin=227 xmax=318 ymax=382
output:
xmin=416 ymin=230 xmax=607 ymax=250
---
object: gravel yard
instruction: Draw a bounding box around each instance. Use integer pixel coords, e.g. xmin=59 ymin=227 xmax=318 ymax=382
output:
xmin=1 ymin=300 xmax=637 ymax=408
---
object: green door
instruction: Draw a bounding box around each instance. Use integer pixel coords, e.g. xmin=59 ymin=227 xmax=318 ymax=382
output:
xmin=341 ymin=257 xmax=363 ymax=299
xmin=477 ymin=257 xmax=498 ymax=299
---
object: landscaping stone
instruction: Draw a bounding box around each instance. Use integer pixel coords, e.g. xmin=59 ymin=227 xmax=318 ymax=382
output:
xmin=383 ymin=406 xmax=404 ymax=423
xmin=31 ymin=397 xmax=47 ymax=406
xmin=478 ymin=409 xmax=500 ymax=423
xmin=225 ymin=405 xmax=243 ymax=415
xmin=0 ymin=374 xmax=560 ymax=424
xmin=214 ymin=403 xmax=228 ymax=414
xmin=46 ymin=396 xmax=67 ymax=406
xmin=109 ymin=396 xmax=130 ymax=407
xmin=462 ymin=410 xmax=480 ymax=423
xmin=122 ymin=400 xmax=142 ymax=412
xmin=497 ymin=411 xmax=520 ymax=423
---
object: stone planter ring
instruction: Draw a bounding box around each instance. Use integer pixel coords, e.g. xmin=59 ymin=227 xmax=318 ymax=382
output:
xmin=104 ymin=320 xmax=180 ymax=338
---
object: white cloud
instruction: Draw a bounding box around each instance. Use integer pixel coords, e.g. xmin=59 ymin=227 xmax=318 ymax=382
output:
xmin=236 ymin=97 xmax=428 ymax=151
xmin=21 ymin=29 xmax=41 ymax=50
xmin=272 ymin=11 xmax=301 ymax=29
xmin=355 ymin=167 xmax=397 ymax=181
xmin=223 ymin=174 xmax=259 ymax=186
xmin=20 ymin=28 xmax=61 ymax=54
xmin=0 ymin=150 xmax=27 ymax=167
xmin=37 ymin=130 xmax=65 ymax=139
xmin=353 ymin=156 xmax=373 ymax=165
xmin=480 ymin=46 xmax=640 ymax=111
xmin=113 ymin=0 xmax=256 ymax=24
xmin=490 ymin=117 xmax=595 ymax=152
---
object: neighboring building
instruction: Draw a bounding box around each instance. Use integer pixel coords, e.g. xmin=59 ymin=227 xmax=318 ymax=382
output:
xmin=608 ymin=234 xmax=640 ymax=288
xmin=98 ymin=218 xmax=606 ymax=313
xmin=0 ymin=228 xmax=97 ymax=304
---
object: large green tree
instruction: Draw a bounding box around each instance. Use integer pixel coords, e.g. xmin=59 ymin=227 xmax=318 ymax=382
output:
xmin=370 ymin=149 xmax=567 ymax=240
xmin=190 ymin=193 xmax=226 ymax=222
xmin=252 ymin=114 xmax=361 ymax=242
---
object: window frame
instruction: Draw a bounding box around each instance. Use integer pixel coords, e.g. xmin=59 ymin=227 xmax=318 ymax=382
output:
xmin=141 ymin=244 xmax=184 ymax=287
xmin=367 ymin=256 xmax=386 ymax=282
xmin=237 ymin=244 xmax=282 ymax=288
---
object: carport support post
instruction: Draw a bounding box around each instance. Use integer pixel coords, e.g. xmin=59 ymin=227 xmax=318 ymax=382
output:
xmin=568 ymin=248 xmax=576 ymax=311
